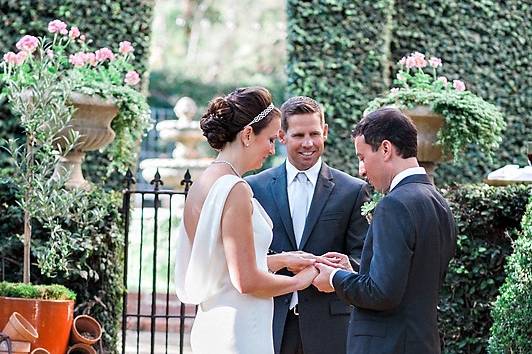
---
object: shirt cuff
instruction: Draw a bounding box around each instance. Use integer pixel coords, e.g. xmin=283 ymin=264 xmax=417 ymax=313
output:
xmin=329 ymin=268 xmax=341 ymax=288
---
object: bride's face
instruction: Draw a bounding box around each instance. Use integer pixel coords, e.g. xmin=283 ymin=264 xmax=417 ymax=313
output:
xmin=249 ymin=116 xmax=280 ymax=170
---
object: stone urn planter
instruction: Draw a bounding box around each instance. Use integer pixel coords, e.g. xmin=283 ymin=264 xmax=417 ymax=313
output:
xmin=403 ymin=105 xmax=447 ymax=182
xmin=0 ymin=297 xmax=74 ymax=354
xmin=52 ymin=93 xmax=119 ymax=190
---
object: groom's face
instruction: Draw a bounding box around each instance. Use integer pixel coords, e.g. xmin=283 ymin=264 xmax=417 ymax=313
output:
xmin=279 ymin=112 xmax=328 ymax=171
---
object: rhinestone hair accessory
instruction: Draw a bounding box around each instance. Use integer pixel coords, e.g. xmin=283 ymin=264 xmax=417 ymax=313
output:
xmin=247 ymin=103 xmax=275 ymax=126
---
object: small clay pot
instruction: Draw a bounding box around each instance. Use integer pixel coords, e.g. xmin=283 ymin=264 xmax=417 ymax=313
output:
xmin=30 ymin=348 xmax=50 ymax=354
xmin=66 ymin=343 xmax=97 ymax=354
xmin=70 ymin=316 xmax=101 ymax=345
xmin=0 ymin=340 xmax=31 ymax=354
xmin=2 ymin=313 xmax=38 ymax=343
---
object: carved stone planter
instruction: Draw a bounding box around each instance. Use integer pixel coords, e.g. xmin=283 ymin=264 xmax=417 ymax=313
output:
xmin=404 ymin=105 xmax=446 ymax=183
xmin=52 ymin=93 xmax=118 ymax=190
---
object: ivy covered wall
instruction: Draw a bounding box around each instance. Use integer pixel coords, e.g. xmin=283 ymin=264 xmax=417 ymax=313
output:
xmin=286 ymin=0 xmax=530 ymax=185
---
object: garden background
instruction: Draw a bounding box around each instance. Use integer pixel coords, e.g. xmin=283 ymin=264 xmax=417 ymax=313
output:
xmin=0 ymin=0 xmax=530 ymax=353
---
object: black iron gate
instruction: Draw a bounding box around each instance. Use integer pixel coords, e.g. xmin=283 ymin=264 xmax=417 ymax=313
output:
xmin=121 ymin=169 xmax=196 ymax=354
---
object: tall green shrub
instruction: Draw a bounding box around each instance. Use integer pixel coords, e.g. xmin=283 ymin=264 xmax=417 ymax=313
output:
xmin=439 ymin=184 xmax=530 ymax=353
xmin=285 ymin=0 xmax=392 ymax=174
xmin=488 ymin=197 xmax=532 ymax=353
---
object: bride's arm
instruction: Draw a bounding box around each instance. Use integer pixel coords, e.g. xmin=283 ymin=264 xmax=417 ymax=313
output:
xmin=221 ymin=183 xmax=317 ymax=298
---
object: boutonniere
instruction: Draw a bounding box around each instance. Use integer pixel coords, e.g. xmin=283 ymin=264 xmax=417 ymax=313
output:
xmin=361 ymin=192 xmax=383 ymax=224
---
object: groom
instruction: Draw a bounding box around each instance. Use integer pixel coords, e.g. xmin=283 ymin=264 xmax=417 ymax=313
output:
xmin=313 ymin=107 xmax=457 ymax=354
xmin=247 ymin=96 xmax=369 ymax=354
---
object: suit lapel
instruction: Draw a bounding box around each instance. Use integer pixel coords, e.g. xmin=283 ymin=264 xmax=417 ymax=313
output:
xmin=299 ymin=163 xmax=334 ymax=250
xmin=270 ymin=163 xmax=297 ymax=249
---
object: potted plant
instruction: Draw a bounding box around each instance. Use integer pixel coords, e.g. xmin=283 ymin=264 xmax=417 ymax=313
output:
xmin=2 ymin=19 xmax=151 ymax=187
xmin=365 ymin=51 xmax=506 ymax=177
xmin=0 ymin=282 xmax=76 ymax=354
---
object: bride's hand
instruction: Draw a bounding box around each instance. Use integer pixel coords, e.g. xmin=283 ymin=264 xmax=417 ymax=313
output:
xmin=294 ymin=265 xmax=319 ymax=290
xmin=283 ymin=251 xmax=317 ymax=273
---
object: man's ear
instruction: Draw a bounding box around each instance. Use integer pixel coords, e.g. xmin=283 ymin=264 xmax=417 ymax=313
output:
xmin=381 ymin=140 xmax=394 ymax=161
xmin=278 ymin=129 xmax=287 ymax=145
xmin=322 ymin=123 xmax=329 ymax=140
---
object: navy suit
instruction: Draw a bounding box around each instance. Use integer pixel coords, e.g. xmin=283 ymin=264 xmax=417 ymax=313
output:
xmin=247 ymin=162 xmax=369 ymax=354
xmin=332 ymin=174 xmax=456 ymax=354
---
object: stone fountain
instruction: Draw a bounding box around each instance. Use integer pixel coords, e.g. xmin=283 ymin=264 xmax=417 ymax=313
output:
xmin=139 ymin=97 xmax=213 ymax=190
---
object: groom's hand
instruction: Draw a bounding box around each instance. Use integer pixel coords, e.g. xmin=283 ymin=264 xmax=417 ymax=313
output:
xmin=320 ymin=251 xmax=354 ymax=272
xmin=312 ymin=263 xmax=336 ymax=293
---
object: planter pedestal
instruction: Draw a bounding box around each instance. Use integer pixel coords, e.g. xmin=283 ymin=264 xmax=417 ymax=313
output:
xmin=404 ymin=106 xmax=446 ymax=184
xmin=52 ymin=93 xmax=118 ymax=190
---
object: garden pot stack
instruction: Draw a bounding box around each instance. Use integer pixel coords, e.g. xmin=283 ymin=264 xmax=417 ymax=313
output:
xmin=0 ymin=312 xmax=38 ymax=354
xmin=67 ymin=315 xmax=102 ymax=354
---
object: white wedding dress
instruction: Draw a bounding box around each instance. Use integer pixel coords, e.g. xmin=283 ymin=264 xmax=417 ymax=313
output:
xmin=175 ymin=175 xmax=274 ymax=354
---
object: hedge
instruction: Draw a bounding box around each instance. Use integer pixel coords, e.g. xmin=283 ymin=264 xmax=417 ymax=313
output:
xmin=439 ymin=184 xmax=530 ymax=353
xmin=286 ymin=0 xmax=531 ymax=185
xmin=0 ymin=1 xmax=154 ymax=352
xmin=488 ymin=196 xmax=532 ymax=353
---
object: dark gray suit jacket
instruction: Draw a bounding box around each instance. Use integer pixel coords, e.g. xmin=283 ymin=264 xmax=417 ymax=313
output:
xmin=332 ymin=174 xmax=456 ymax=354
xmin=247 ymin=162 xmax=369 ymax=354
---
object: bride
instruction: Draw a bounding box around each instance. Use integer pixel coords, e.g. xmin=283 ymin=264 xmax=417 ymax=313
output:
xmin=175 ymin=87 xmax=318 ymax=354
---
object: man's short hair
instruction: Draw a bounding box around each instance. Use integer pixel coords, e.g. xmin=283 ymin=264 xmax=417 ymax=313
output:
xmin=352 ymin=107 xmax=417 ymax=159
xmin=280 ymin=96 xmax=325 ymax=131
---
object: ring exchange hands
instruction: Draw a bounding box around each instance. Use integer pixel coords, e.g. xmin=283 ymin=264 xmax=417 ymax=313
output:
xmin=313 ymin=252 xmax=354 ymax=293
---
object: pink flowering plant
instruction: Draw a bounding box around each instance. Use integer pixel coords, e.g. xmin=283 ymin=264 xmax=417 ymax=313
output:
xmin=365 ymin=52 xmax=505 ymax=160
xmin=1 ymin=19 xmax=151 ymax=174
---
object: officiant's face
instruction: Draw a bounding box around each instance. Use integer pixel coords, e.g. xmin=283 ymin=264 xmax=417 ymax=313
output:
xmin=279 ymin=112 xmax=328 ymax=171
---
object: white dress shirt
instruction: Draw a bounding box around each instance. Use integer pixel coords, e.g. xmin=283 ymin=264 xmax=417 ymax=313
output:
xmin=286 ymin=157 xmax=321 ymax=224
xmin=328 ymin=166 xmax=427 ymax=287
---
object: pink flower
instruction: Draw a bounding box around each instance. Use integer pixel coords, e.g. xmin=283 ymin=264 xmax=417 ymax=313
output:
xmin=390 ymin=88 xmax=400 ymax=95
xmin=429 ymin=57 xmax=442 ymax=68
xmin=409 ymin=52 xmax=427 ymax=68
xmin=398 ymin=57 xmax=407 ymax=66
xmin=46 ymin=49 xmax=54 ymax=59
xmin=95 ymin=48 xmax=115 ymax=62
xmin=453 ymin=80 xmax=466 ymax=92
xmin=15 ymin=51 xmax=28 ymax=65
xmin=437 ymin=76 xmax=448 ymax=86
xmin=69 ymin=27 xmax=81 ymax=40
xmin=79 ymin=34 xmax=86 ymax=42
xmin=119 ymin=41 xmax=134 ymax=54
xmin=16 ymin=35 xmax=39 ymax=53
xmin=69 ymin=52 xmax=86 ymax=67
xmin=83 ymin=52 xmax=97 ymax=66
xmin=124 ymin=71 xmax=140 ymax=85
xmin=3 ymin=52 xmax=18 ymax=65
xmin=48 ymin=20 xmax=68 ymax=35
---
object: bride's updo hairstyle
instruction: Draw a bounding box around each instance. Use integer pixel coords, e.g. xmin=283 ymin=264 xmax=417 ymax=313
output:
xmin=200 ymin=86 xmax=281 ymax=150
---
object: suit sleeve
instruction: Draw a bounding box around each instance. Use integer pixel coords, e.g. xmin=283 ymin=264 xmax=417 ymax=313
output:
xmin=345 ymin=182 xmax=370 ymax=271
xmin=333 ymin=196 xmax=415 ymax=311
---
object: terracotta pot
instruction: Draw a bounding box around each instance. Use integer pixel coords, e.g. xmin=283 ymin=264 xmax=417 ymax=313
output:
xmin=70 ymin=315 xmax=102 ymax=345
xmin=52 ymin=92 xmax=119 ymax=190
xmin=2 ymin=312 xmax=38 ymax=343
xmin=66 ymin=343 xmax=97 ymax=354
xmin=30 ymin=349 xmax=50 ymax=354
xmin=0 ymin=340 xmax=31 ymax=354
xmin=0 ymin=297 xmax=74 ymax=354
